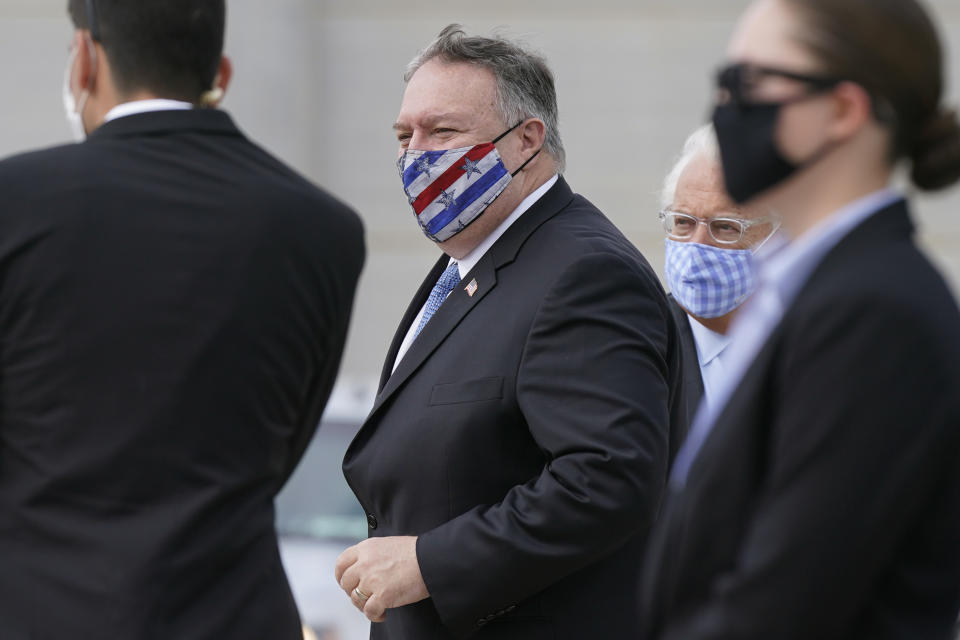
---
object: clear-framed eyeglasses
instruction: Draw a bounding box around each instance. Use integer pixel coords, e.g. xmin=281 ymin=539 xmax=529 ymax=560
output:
xmin=658 ymin=210 xmax=775 ymax=245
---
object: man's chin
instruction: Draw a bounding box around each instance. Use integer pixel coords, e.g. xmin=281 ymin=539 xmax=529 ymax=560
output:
xmin=437 ymin=207 xmax=510 ymax=259
xmin=438 ymin=232 xmax=479 ymax=260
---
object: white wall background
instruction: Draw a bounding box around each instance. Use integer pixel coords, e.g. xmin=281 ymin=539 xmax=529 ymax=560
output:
xmin=2 ymin=0 xmax=959 ymax=383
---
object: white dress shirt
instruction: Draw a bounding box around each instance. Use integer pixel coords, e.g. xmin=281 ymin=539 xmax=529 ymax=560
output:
xmin=392 ymin=174 xmax=560 ymax=372
xmin=671 ymin=187 xmax=904 ymax=488
xmin=686 ymin=316 xmax=733 ymax=411
xmin=103 ymin=99 xmax=194 ymax=123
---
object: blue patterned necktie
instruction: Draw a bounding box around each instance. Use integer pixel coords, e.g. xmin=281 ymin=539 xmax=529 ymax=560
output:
xmin=414 ymin=262 xmax=461 ymax=338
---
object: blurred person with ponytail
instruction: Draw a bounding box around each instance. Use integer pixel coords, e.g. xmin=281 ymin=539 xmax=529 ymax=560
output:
xmin=641 ymin=1 xmax=960 ymax=638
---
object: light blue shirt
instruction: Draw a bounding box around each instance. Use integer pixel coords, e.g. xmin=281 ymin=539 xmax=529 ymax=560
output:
xmin=686 ymin=316 xmax=732 ymax=411
xmin=670 ymin=187 xmax=904 ymax=488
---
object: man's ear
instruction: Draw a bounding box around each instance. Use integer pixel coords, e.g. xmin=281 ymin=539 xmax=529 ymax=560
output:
xmin=71 ymin=30 xmax=98 ymax=95
xmin=201 ymin=56 xmax=232 ymax=107
xmin=828 ymin=81 xmax=874 ymax=142
xmin=518 ymin=118 xmax=546 ymax=154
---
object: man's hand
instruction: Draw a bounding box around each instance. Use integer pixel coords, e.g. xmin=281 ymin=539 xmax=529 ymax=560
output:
xmin=334 ymin=536 xmax=429 ymax=622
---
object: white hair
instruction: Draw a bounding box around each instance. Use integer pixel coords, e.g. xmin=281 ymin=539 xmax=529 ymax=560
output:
xmin=660 ymin=124 xmax=720 ymax=210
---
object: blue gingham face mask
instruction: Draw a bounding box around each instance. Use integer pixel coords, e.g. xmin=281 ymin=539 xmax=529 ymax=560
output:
xmin=665 ymin=239 xmax=756 ymax=318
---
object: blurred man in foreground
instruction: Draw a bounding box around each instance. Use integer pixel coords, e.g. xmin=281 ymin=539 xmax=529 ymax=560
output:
xmin=659 ymin=125 xmax=779 ymax=415
xmin=336 ymin=24 xmax=686 ymax=639
xmin=0 ymin=1 xmax=364 ymax=637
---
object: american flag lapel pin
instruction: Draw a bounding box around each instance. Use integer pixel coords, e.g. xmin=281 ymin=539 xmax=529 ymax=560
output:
xmin=465 ymin=279 xmax=479 ymax=297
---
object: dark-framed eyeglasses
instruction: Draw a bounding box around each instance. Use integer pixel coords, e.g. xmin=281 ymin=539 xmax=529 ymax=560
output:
xmin=659 ymin=210 xmax=773 ymax=245
xmin=715 ymin=62 xmax=842 ymax=107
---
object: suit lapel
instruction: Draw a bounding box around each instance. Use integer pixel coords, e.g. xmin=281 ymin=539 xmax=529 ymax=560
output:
xmin=684 ymin=199 xmax=915 ymax=490
xmin=487 ymin=177 xmax=574 ymax=268
xmin=668 ymin=296 xmax=705 ymax=418
xmin=369 ymin=256 xmax=498 ymax=418
xmin=684 ymin=323 xmax=782 ymax=491
xmin=363 ymin=177 xmax=576 ymax=423
xmin=376 ymin=256 xmax=448 ymax=392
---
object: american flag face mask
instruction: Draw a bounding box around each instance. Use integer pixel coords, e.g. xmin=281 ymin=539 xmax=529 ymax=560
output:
xmin=397 ymin=122 xmax=540 ymax=243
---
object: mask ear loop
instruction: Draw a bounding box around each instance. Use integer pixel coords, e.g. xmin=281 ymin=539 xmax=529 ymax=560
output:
xmin=751 ymin=212 xmax=783 ymax=255
xmin=492 ymin=120 xmax=524 ymax=143
xmin=492 ymin=120 xmax=544 ymax=176
xmin=76 ymin=0 xmax=99 ymax=119
xmin=511 ymin=148 xmax=541 ymax=177
xmin=73 ymin=33 xmax=98 ymax=125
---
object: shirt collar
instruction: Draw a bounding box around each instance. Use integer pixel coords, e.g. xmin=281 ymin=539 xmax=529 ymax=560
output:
xmin=686 ymin=315 xmax=732 ymax=366
xmin=104 ymin=99 xmax=194 ymax=124
xmin=452 ymin=174 xmax=560 ymax=279
xmin=759 ymin=187 xmax=903 ymax=305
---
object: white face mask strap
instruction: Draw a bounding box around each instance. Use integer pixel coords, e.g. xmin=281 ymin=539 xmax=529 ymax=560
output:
xmin=68 ymin=33 xmax=98 ymax=116
xmin=78 ymin=33 xmax=98 ymax=113
xmin=64 ymin=46 xmax=79 ymax=91
xmin=751 ymin=211 xmax=783 ymax=254
xmin=63 ymin=33 xmax=98 ymax=142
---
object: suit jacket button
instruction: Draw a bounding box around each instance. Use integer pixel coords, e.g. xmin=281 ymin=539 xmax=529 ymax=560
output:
xmin=366 ymin=514 xmax=378 ymax=530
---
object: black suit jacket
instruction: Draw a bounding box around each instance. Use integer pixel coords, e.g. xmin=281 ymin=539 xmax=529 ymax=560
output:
xmin=641 ymin=200 xmax=960 ymax=640
xmin=668 ymin=296 xmax=705 ymax=420
xmin=343 ymin=178 xmax=687 ymax=639
xmin=0 ymin=110 xmax=364 ymax=640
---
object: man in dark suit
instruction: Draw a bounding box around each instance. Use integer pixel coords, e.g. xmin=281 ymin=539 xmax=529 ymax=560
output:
xmin=0 ymin=2 xmax=364 ymax=638
xmin=336 ymin=25 xmax=686 ymax=639
xmin=658 ymin=125 xmax=779 ymax=417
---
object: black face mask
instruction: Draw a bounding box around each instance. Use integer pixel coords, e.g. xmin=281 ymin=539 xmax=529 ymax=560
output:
xmin=711 ymin=63 xmax=844 ymax=204
xmin=713 ymin=101 xmax=804 ymax=204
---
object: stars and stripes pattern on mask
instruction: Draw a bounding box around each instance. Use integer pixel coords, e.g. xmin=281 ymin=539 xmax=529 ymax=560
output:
xmin=398 ymin=141 xmax=514 ymax=244
xmin=664 ymin=238 xmax=757 ymax=319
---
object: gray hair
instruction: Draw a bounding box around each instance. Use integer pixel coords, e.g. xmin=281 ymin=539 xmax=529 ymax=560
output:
xmin=660 ymin=124 xmax=720 ymax=209
xmin=405 ymin=24 xmax=566 ymax=174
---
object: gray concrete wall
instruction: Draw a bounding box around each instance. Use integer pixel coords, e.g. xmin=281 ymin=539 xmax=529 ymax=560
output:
xmin=3 ymin=0 xmax=959 ymax=384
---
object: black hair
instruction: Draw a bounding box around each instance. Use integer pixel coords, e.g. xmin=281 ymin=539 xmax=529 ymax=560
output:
xmin=67 ymin=0 xmax=226 ymax=103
